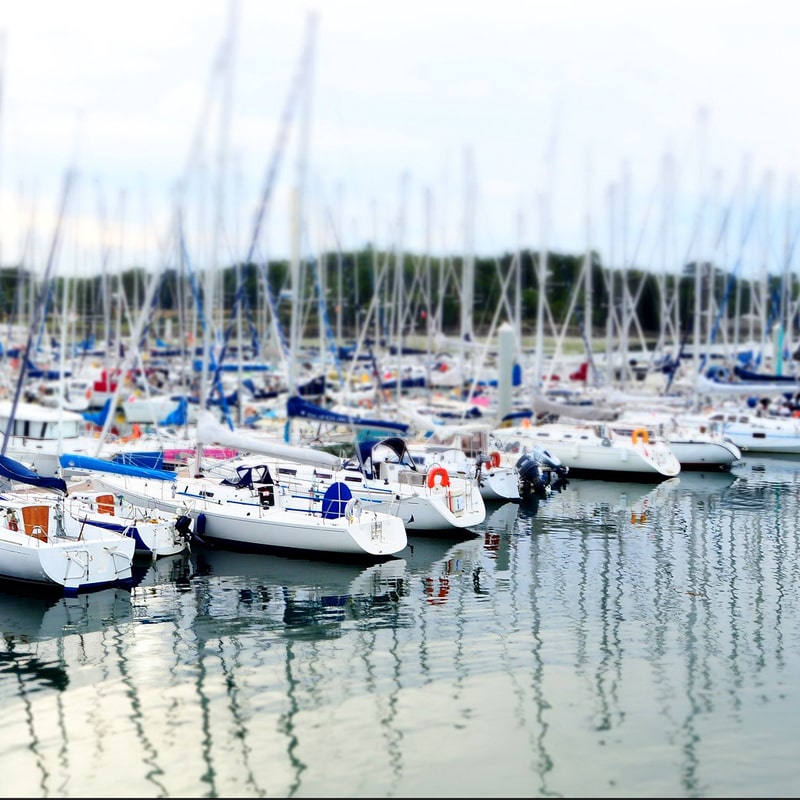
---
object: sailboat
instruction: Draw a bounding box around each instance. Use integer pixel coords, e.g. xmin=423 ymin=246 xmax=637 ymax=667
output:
xmin=72 ymin=415 xmax=408 ymax=560
xmin=191 ymin=412 xmax=486 ymax=533
xmin=0 ymin=454 xmax=137 ymax=595
xmin=490 ymin=417 xmax=682 ymax=480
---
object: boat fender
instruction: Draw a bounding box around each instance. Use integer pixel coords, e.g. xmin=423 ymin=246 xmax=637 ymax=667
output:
xmin=631 ymin=428 xmax=649 ymax=445
xmin=427 ymin=465 xmax=451 ymax=489
xmin=194 ymin=512 xmax=207 ymax=541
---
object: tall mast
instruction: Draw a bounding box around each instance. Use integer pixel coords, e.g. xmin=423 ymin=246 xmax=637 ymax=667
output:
xmin=286 ymin=12 xmax=317 ymax=443
xmin=460 ymin=148 xmax=475 ymax=385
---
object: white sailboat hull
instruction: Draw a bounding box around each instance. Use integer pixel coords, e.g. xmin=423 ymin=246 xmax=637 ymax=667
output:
xmin=666 ymin=438 xmax=742 ymax=468
xmin=64 ymin=489 xmax=192 ymax=559
xmin=87 ymin=473 xmax=407 ymax=559
xmin=0 ymin=500 xmax=136 ymax=595
xmin=703 ymin=409 xmax=800 ymax=454
xmin=492 ymin=422 xmax=681 ymax=479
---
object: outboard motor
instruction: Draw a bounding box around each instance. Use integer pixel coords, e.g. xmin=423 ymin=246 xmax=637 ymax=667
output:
xmin=175 ymin=513 xmax=194 ymax=543
xmin=532 ymin=445 xmax=566 ymax=475
xmin=516 ymin=452 xmax=550 ymax=502
xmin=475 ymin=453 xmax=491 ymax=481
xmin=533 ymin=446 xmax=569 ymax=493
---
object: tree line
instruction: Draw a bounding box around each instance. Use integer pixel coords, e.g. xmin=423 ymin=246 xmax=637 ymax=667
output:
xmin=0 ymin=247 xmax=789 ymax=346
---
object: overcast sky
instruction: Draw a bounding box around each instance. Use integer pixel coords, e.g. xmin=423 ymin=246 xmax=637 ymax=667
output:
xmin=1 ymin=1 xmax=797 ymax=279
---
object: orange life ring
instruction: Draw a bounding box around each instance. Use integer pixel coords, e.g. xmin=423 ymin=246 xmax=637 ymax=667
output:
xmin=631 ymin=428 xmax=649 ymax=445
xmin=521 ymin=417 xmax=532 ymax=428
xmin=489 ymin=451 xmax=502 ymax=468
xmin=427 ymin=465 xmax=451 ymax=489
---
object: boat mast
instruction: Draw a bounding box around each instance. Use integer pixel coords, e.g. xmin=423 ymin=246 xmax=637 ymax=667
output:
xmin=2 ymin=167 xmax=74 ymax=457
xmin=461 ymin=148 xmax=475 ymax=389
xmin=286 ymin=12 xmax=317 ymax=444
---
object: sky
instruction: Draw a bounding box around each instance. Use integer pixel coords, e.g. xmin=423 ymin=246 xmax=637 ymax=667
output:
xmin=1 ymin=1 xmax=798 ymax=279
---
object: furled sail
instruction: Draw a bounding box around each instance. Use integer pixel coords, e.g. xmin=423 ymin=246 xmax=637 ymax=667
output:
xmin=286 ymin=395 xmax=409 ymax=434
xmin=195 ymin=410 xmax=343 ymax=469
xmin=59 ymin=453 xmax=177 ymax=481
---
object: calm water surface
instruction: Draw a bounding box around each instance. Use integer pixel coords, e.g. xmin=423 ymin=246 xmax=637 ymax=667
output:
xmin=2 ymin=455 xmax=800 ymax=798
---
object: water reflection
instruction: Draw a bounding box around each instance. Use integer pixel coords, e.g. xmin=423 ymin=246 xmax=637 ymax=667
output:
xmin=0 ymin=646 xmax=69 ymax=690
xmin=0 ymin=584 xmax=135 ymax=643
xmin=535 ymin=475 xmax=681 ymax=531
xmin=2 ymin=468 xmax=800 ymax=795
xmin=722 ymin=455 xmax=800 ymax=513
xmin=189 ymin=547 xmax=408 ymax=635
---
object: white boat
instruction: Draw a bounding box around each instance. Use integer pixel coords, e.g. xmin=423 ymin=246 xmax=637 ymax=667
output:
xmin=62 ymin=483 xmax=193 ymax=559
xmin=120 ymin=391 xmax=198 ymax=425
xmin=0 ymin=400 xmax=100 ymax=477
xmin=270 ymin=438 xmax=486 ymax=532
xmin=490 ymin=419 xmax=681 ymax=480
xmin=610 ymin=411 xmax=742 ymax=470
xmin=403 ymin=426 xmax=568 ymax=502
xmin=697 ymin=406 xmax=800 ymax=455
xmin=695 ymin=372 xmax=800 ymax=399
xmin=72 ymin=434 xmax=408 ymax=560
xmin=97 ymin=469 xmax=407 ymax=559
xmin=195 ymin=411 xmax=486 ymax=533
xmin=25 ymin=377 xmax=91 ymax=412
xmin=0 ymin=455 xmax=136 ymax=595
xmin=405 ymin=442 xmax=522 ymax=502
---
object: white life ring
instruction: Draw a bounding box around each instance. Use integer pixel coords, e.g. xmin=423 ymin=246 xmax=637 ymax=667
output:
xmin=345 ymin=497 xmax=362 ymax=521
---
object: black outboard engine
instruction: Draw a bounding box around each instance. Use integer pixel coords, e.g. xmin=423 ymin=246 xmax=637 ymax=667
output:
xmin=516 ymin=452 xmax=550 ymax=502
xmin=533 ymin=446 xmax=567 ymax=475
xmin=534 ymin=446 xmax=569 ymax=492
xmin=475 ymin=453 xmax=491 ymax=481
xmin=174 ymin=514 xmax=194 ymax=543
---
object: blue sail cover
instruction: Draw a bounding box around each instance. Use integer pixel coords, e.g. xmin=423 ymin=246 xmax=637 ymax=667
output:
xmin=160 ymin=395 xmax=188 ymax=426
xmin=25 ymin=358 xmax=72 ymax=380
xmin=59 ymin=453 xmax=177 ymax=481
xmin=286 ymin=395 xmax=409 ymax=435
xmin=0 ymin=454 xmax=68 ymax=494
xmin=82 ymin=397 xmax=113 ymax=427
xmin=733 ymin=365 xmax=799 ymax=383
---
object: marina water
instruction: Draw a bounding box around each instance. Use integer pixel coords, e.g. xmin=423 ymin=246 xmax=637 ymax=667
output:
xmin=2 ymin=454 xmax=799 ymax=798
